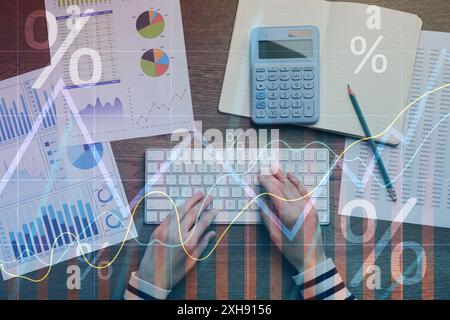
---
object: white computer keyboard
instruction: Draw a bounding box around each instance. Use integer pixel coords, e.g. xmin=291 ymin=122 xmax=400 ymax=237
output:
xmin=145 ymin=148 xmax=330 ymax=225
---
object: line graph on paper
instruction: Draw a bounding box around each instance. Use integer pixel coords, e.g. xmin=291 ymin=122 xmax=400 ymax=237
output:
xmin=130 ymin=89 xmax=190 ymax=127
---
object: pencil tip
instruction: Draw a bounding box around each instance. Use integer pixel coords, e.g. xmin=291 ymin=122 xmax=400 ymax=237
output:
xmin=347 ymin=84 xmax=353 ymax=95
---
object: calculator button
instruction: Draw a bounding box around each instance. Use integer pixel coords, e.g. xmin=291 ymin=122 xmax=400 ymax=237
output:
xmin=280 ymin=110 xmax=290 ymax=118
xmin=279 ymin=73 xmax=290 ymax=81
xmin=303 ymin=66 xmax=314 ymax=71
xmin=303 ymin=72 xmax=314 ymax=80
xmin=292 ymin=66 xmax=302 ymax=71
xmin=268 ymin=67 xmax=278 ymax=72
xmin=291 ymin=91 xmax=302 ymax=99
xmin=256 ymin=91 xmax=267 ymax=100
xmin=292 ymin=72 xmax=302 ymax=80
xmin=292 ymin=100 xmax=302 ymax=108
xmin=304 ymin=101 xmax=314 ymax=117
xmin=292 ymin=81 xmax=302 ymax=90
xmin=256 ymin=110 xmax=267 ymax=118
xmin=268 ymin=82 xmax=278 ymax=90
xmin=280 ymin=101 xmax=290 ymax=109
xmin=268 ymin=91 xmax=278 ymax=99
xmin=280 ymin=66 xmax=290 ymax=72
xmin=256 ymin=67 xmax=267 ymax=72
xmin=280 ymin=91 xmax=290 ymax=99
xmin=280 ymin=82 xmax=290 ymax=90
xmin=268 ymin=110 xmax=278 ymax=118
xmin=268 ymin=73 xmax=278 ymax=81
xmin=256 ymin=73 xmax=267 ymax=81
xmin=256 ymin=101 xmax=267 ymax=109
xmin=292 ymin=109 xmax=303 ymax=118
xmin=303 ymin=81 xmax=314 ymax=89
xmin=256 ymin=83 xmax=266 ymax=90
xmin=304 ymin=91 xmax=314 ymax=99
xmin=268 ymin=100 xmax=279 ymax=109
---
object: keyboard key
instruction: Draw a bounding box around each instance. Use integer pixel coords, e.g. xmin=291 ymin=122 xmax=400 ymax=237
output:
xmin=169 ymin=187 xmax=180 ymax=198
xmin=226 ymin=200 xmax=236 ymax=210
xmin=219 ymin=188 xmax=230 ymax=198
xmin=203 ymin=175 xmax=215 ymax=185
xmin=292 ymin=66 xmax=302 ymax=71
xmin=147 ymin=187 xmax=167 ymax=198
xmin=232 ymin=187 xmax=243 ymax=198
xmin=152 ymin=175 xmax=164 ymax=185
xmin=194 ymin=187 xmax=205 ymax=194
xmin=166 ymin=175 xmax=177 ymax=185
xmin=172 ymin=163 xmax=183 ymax=173
xmin=213 ymin=199 xmax=224 ymax=210
xmin=303 ymin=175 xmax=316 ymax=186
xmin=314 ymin=199 xmax=328 ymax=210
xmin=285 ymin=163 xmax=296 ymax=173
xmin=181 ymin=187 xmax=192 ymax=198
xmin=268 ymin=66 xmax=278 ymax=72
xmin=191 ymin=176 xmax=202 ymax=185
xmin=147 ymin=162 xmax=158 ymax=173
xmin=178 ymin=175 xmax=189 ymax=185
xmin=185 ymin=164 xmax=196 ymax=173
xmin=316 ymin=150 xmax=328 ymax=161
xmin=159 ymin=212 xmax=170 ymax=221
xmin=147 ymin=151 xmax=165 ymax=161
xmin=280 ymin=66 xmax=290 ymax=72
xmin=303 ymin=66 xmax=314 ymax=71
xmin=304 ymin=150 xmax=315 ymax=160
xmin=304 ymin=101 xmax=314 ymax=117
xmin=298 ymin=162 xmax=308 ymax=173
xmin=268 ymin=110 xmax=278 ymax=118
xmin=318 ymin=210 xmax=328 ymax=224
xmin=146 ymin=212 xmax=158 ymax=222
xmin=147 ymin=200 xmax=172 ymax=210
xmin=197 ymin=163 xmax=209 ymax=173
xmin=312 ymin=162 xmax=327 ymax=173
xmin=238 ymin=200 xmax=248 ymax=210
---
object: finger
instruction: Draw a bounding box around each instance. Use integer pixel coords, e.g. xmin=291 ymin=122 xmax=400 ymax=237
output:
xmin=287 ymin=172 xmax=308 ymax=196
xmin=271 ymin=166 xmax=287 ymax=184
xmin=182 ymin=195 xmax=213 ymax=231
xmin=188 ymin=209 xmax=219 ymax=244
xmin=259 ymin=174 xmax=283 ymax=196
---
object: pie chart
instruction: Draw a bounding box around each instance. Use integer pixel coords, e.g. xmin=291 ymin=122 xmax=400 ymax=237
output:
xmin=140 ymin=49 xmax=170 ymax=77
xmin=136 ymin=10 xmax=165 ymax=39
xmin=67 ymin=143 xmax=104 ymax=170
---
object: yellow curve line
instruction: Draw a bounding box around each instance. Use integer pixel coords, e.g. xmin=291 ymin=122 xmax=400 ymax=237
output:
xmin=3 ymin=83 xmax=449 ymax=282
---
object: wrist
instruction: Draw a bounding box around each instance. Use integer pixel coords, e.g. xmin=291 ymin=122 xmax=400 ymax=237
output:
xmin=297 ymin=247 xmax=327 ymax=274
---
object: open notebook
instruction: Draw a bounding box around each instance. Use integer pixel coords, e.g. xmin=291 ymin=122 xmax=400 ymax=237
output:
xmin=219 ymin=0 xmax=422 ymax=145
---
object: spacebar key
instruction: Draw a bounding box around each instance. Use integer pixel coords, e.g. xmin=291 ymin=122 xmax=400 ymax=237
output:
xmin=147 ymin=200 xmax=173 ymax=210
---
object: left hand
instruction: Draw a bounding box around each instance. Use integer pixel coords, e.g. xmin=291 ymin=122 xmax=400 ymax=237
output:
xmin=138 ymin=192 xmax=218 ymax=290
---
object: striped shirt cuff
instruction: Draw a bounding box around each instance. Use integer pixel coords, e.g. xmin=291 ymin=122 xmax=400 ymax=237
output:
xmin=123 ymin=272 xmax=171 ymax=300
xmin=293 ymin=258 xmax=355 ymax=300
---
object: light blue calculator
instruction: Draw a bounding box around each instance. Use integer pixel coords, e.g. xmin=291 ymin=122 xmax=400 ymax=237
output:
xmin=251 ymin=26 xmax=320 ymax=125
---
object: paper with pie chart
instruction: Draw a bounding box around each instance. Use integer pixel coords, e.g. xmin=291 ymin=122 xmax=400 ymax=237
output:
xmin=46 ymin=0 xmax=195 ymax=145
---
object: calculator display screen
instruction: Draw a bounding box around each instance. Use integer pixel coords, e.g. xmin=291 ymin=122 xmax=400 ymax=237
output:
xmin=259 ymin=40 xmax=313 ymax=59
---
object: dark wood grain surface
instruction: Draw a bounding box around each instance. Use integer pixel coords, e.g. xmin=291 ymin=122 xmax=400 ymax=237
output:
xmin=0 ymin=0 xmax=449 ymax=300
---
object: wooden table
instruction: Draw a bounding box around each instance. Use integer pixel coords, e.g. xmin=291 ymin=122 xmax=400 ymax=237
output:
xmin=0 ymin=0 xmax=449 ymax=300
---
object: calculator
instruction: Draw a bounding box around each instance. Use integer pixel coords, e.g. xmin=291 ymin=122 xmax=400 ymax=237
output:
xmin=251 ymin=26 xmax=320 ymax=125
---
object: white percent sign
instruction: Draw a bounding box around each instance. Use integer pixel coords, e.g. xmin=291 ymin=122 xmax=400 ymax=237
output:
xmin=33 ymin=6 xmax=102 ymax=89
xmin=351 ymin=35 xmax=387 ymax=74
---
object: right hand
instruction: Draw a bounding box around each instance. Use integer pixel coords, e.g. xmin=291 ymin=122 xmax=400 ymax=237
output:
xmin=259 ymin=168 xmax=326 ymax=273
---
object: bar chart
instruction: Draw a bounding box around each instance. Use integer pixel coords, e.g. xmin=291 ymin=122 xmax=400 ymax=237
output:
xmin=23 ymin=80 xmax=57 ymax=131
xmin=0 ymin=85 xmax=34 ymax=145
xmin=0 ymin=187 xmax=101 ymax=263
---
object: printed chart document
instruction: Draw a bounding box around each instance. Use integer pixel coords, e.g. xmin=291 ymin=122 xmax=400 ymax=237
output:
xmin=0 ymin=69 xmax=136 ymax=279
xmin=339 ymin=31 xmax=450 ymax=228
xmin=45 ymin=0 xmax=195 ymax=145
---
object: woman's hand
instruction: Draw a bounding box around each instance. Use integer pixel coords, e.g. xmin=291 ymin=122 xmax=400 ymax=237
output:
xmin=259 ymin=168 xmax=326 ymax=273
xmin=138 ymin=192 xmax=218 ymax=290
